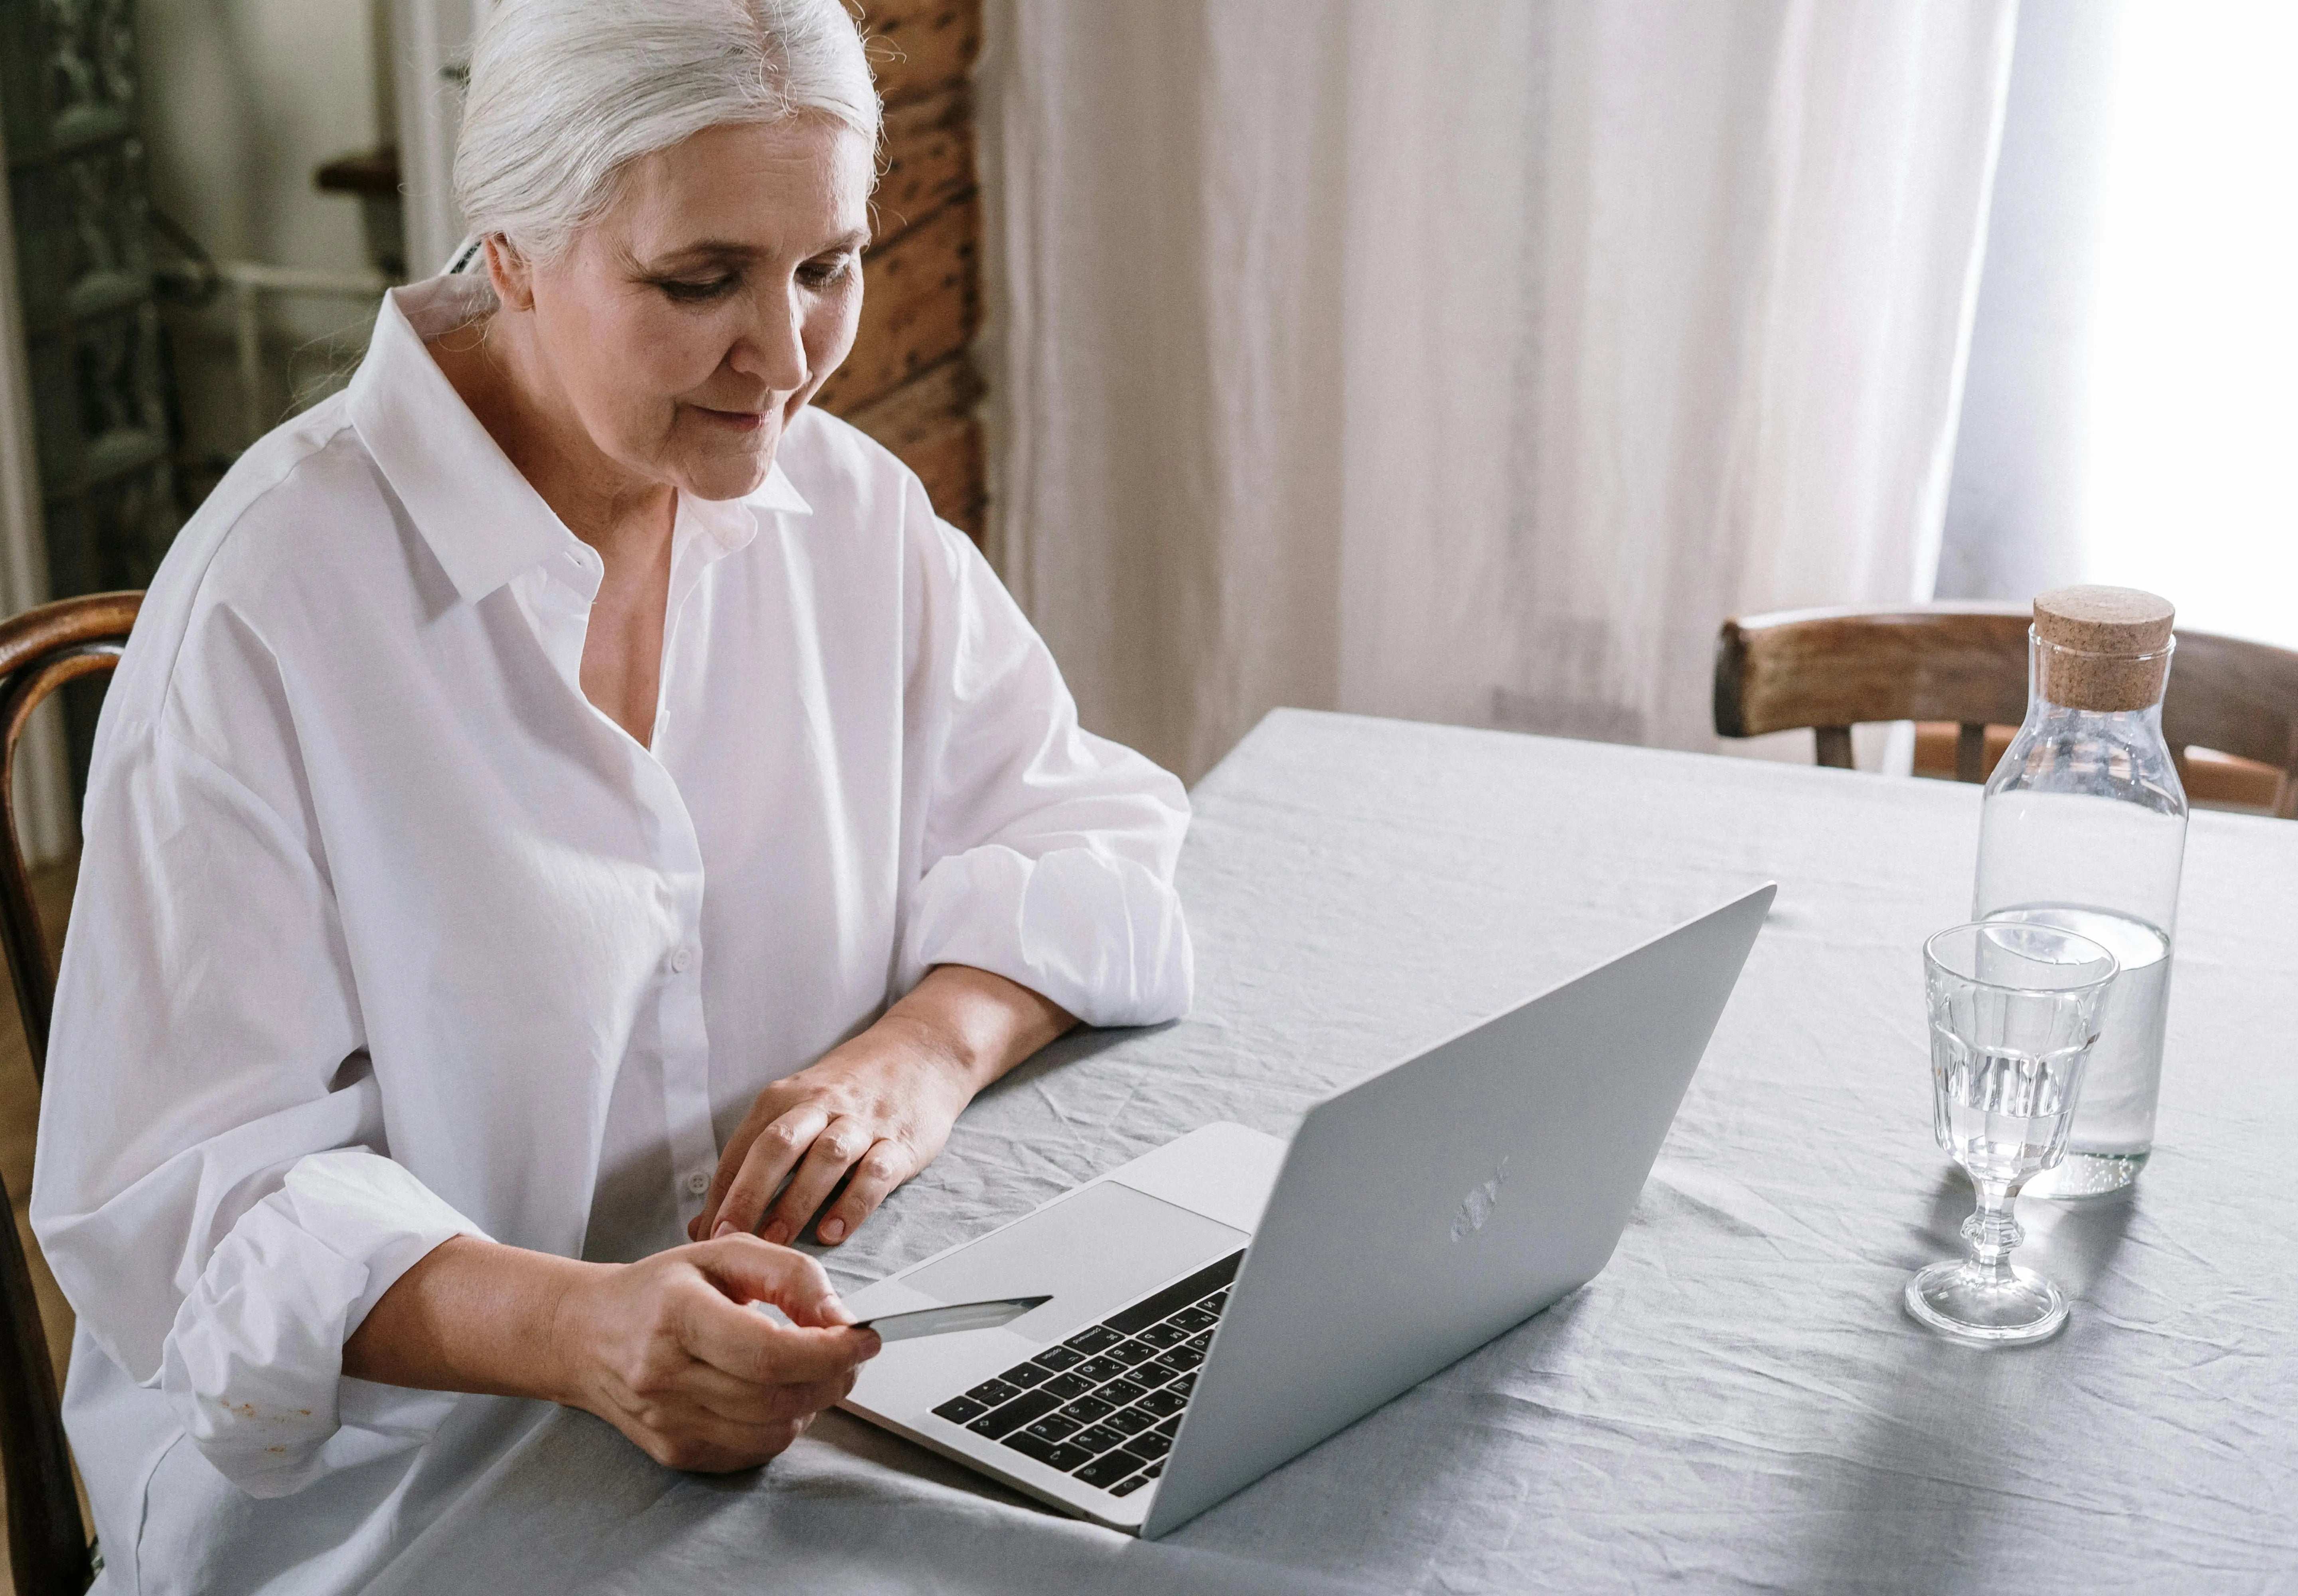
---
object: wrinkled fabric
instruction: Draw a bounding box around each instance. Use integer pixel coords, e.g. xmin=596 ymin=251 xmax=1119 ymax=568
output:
xmin=160 ymin=1150 xmax=480 ymax=1493
xmin=30 ymin=273 xmax=1192 ymax=1595
xmin=375 ymin=712 xmax=2297 ymax=1594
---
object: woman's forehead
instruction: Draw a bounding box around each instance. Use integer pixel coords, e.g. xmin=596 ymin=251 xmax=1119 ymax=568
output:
xmin=606 ymin=119 xmax=874 ymax=257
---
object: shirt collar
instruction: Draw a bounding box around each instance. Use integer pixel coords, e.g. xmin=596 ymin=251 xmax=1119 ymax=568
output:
xmin=347 ymin=275 xmax=812 ymax=606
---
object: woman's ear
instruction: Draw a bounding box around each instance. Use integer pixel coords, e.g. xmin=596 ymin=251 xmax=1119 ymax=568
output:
xmin=484 ymin=236 xmax=537 ymax=312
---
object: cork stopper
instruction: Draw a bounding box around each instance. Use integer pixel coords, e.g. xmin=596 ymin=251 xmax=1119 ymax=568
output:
xmin=2032 ymin=586 xmax=2175 ymax=712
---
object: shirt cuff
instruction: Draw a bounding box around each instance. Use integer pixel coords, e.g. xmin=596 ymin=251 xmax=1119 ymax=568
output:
xmin=159 ymin=1148 xmax=486 ymax=1497
xmin=904 ymin=843 xmax=1194 ymax=1028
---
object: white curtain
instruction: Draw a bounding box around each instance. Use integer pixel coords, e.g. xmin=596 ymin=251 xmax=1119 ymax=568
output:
xmin=980 ymin=0 xmax=2017 ymax=782
xmin=1940 ymin=0 xmax=2298 ymax=650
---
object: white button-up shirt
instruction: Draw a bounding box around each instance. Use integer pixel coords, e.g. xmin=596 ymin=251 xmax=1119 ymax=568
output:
xmin=30 ymin=275 xmax=1192 ymax=1594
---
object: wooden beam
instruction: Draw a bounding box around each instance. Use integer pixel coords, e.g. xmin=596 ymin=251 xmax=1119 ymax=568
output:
xmin=815 ymin=196 xmax=977 ymax=415
xmin=859 ymin=0 xmax=981 ymax=108
xmin=838 ymin=354 xmax=980 ymax=449
xmin=873 ymin=87 xmax=973 ymax=245
xmin=898 ymin=411 xmax=984 ymax=538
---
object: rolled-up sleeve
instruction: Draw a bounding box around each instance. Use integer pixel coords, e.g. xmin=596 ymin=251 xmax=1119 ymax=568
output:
xmin=897 ymin=508 xmax=1193 ymax=1027
xmin=31 ymin=622 xmax=482 ymax=1498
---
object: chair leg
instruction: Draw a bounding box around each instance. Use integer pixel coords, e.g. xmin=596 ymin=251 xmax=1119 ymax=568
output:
xmin=1956 ymin=723 xmax=1989 ymax=784
xmin=1814 ymin=727 xmax=1855 ymax=769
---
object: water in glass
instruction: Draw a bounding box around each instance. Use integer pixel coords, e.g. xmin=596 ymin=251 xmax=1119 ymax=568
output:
xmin=1932 ymin=1027 xmax=2085 ymax=1186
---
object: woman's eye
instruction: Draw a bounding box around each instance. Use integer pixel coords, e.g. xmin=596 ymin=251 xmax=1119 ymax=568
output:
xmin=799 ymin=255 xmax=857 ymax=290
xmin=656 ymin=275 xmax=738 ymax=303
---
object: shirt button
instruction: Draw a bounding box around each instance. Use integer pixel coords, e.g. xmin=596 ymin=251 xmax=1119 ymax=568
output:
xmin=685 ymin=1170 xmax=711 ymax=1197
xmin=671 ymin=946 xmax=694 ymax=973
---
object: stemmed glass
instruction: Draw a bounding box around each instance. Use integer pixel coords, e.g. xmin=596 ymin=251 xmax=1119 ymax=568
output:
xmin=1906 ymin=920 xmax=2118 ymax=1345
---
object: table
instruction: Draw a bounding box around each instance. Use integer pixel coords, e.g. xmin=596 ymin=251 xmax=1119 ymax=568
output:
xmin=371 ymin=710 xmax=2298 ymax=1594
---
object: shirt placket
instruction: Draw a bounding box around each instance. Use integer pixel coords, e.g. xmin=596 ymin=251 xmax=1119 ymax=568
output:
xmin=645 ymin=770 xmax=718 ymax=1227
xmin=651 ymin=505 xmax=756 ymax=1229
xmin=520 ymin=521 xmax=729 ymax=1237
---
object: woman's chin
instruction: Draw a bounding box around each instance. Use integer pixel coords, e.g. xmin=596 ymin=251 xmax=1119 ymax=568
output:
xmin=677 ymin=445 xmax=777 ymax=503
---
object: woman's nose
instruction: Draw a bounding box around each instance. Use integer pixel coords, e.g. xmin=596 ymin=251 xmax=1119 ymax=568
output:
xmin=730 ymin=284 xmax=810 ymax=394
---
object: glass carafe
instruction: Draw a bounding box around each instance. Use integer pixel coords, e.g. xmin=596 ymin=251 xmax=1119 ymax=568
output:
xmin=1971 ymin=587 xmax=2186 ymax=1199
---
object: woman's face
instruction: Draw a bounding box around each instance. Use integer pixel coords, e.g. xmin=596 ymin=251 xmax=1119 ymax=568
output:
xmin=500 ymin=117 xmax=874 ymax=502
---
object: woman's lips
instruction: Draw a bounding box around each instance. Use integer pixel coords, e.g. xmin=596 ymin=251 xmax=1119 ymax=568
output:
xmin=693 ymin=405 xmax=769 ymax=433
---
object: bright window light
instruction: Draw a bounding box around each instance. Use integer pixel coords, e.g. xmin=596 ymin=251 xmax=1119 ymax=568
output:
xmin=2079 ymin=0 xmax=2298 ymax=647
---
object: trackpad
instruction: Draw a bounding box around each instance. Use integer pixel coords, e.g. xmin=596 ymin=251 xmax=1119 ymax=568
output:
xmin=901 ymin=1180 xmax=1247 ymax=1343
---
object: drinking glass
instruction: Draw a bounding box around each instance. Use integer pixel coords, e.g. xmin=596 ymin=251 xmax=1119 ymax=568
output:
xmin=1906 ymin=920 xmax=2118 ymax=1345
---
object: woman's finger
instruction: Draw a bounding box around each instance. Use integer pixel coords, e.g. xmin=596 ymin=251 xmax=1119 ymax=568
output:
xmin=708 ymin=1103 xmax=831 ymax=1238
xmin=691 ymin=1234 xmax=852 ymax=1324
xmin=680 ymin=1292 xmax=877 ymax=1389
xmin=812 ymin=1137 xmax=916 ymax=1245
xmin=761 ymin=1115 xmax=873 ymax=1244
xmin=675 ymin=1363 xmax=858 ymax=1427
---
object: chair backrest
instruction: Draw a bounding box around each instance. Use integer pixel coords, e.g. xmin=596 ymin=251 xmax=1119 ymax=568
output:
xmin=1714 ymin=603 xmax=2298 ymax=818
xmin=0 ymin=591 xmax=140 ymax=1596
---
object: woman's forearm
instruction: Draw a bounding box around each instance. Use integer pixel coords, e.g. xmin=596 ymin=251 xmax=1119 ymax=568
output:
xmin=344 ymin=1234 xmax=596 ymax=1401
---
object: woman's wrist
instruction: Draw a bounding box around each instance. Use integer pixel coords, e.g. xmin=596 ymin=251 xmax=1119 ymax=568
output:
xmin=885 ymin=964 xmax=1076 ymax=1091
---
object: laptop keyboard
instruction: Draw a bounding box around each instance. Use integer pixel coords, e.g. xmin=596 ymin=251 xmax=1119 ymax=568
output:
xmin=928 ymin=1249 xmax=1244 ymax=1498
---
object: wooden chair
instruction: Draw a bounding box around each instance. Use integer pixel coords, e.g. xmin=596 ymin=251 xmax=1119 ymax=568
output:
xmin=1714 ymin=603 xmax=2298 ymax=818
xmin=0 ymin=591 xmax=141 ymax=1596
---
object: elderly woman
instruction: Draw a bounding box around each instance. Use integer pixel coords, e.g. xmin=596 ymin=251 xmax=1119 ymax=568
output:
xmin=29 ymin=1 xmax=1191 ymax=1588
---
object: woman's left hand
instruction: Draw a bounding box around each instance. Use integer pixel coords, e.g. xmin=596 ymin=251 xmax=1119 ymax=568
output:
xmin=691 ymin=964 xmax=1074 ymax=1248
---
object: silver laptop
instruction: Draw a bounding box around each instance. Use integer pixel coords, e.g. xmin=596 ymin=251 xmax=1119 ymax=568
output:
xmin=840 ymin=883 xmax=1775 ymax=1535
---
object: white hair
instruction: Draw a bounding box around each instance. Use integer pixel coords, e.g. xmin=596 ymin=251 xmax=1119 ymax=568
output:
xmin=453 ymin=0 xmax=881 ymax=262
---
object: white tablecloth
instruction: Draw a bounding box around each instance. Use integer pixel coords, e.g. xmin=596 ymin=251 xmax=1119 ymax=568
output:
xmin=371 ymin=710 xmax=2298 ymax=1594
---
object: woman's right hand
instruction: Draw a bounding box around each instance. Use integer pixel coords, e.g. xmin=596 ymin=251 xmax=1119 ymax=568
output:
xmin=549 ymin=1235 xmax=881 ymax=1471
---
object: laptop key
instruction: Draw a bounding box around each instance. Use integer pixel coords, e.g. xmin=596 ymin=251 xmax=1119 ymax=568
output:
xmin=1100 ymin=1377 xmax=1152 ymax=1407
xmin=1038 ymin=1372 xmax=1096 ymax=1401
xmin=1182 ymin=1330 xmax=1213 ymax=1353
xmin=1031 ymin=1346 xmax=1084 ymax=1373
xmin=1071 ymin=1422 xmax=1127 ymax=1454
xmin=1137 ymin=1322 xmax=1189 ymax=1349
xmin=1152 ymin=1412 xmax=1182 ymax=1438
xmin=1104 ymin=1406 xmax=1155 ymax=1436
xmin=1021 ymin=1413 xmax=1082 ymax=1443
xmin=1110 ymin=1473 xmax=1152 ymax=1498
xmin=967 ymin=1389 xmax=1059 ymax=1440
xmin=1003 ymin=1432 xmax=1096 ymax=1474
xmin=1143 ymin=1460 xmax=1165 ymax=1479
xmin=930 ymin=1395 xmax=987 ymax=1425
xmin=1108 ymin=1339 xmax=1160 ymax=1367
xmin=1163 ymin=1344 xmax=1204 ymax=1371
xmin=1167 ymin=1371 xmax=1197 ymax=1397
xmin=1145 ymin=1351 xmax=1192 ymax=1381
xmin=1128 ymin=1428 xmax=1174 ymax=1458
xmin=1169 ymin=1307 xmax=1217 ymax=1333
xmin=1062 ymin=1325 xmax=1123 ymax=1355
xmin=1137 ymin=1388 xmax=1188 ymax=1418
xmin=1072 ymin=1355 xmax=1129 ymax=1385
xmin=1075 ymin=1451 xmax=1141 ymax=1489
xmin=963 ymin=1378 xmax=1023 ymax=1408
xmin=1060 ymin=1394 xmax=1116 ymax=1424
xmin=1003 ymin=1363 xmax=1052 ymax=1389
